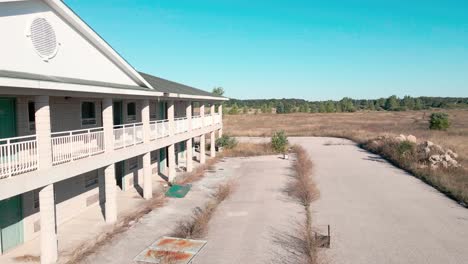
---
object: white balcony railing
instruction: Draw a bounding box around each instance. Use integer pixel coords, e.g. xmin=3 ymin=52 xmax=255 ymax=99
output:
xmin=175 ymin=117 xmax=188 ymax=134
xmin=0 ymin=135 xmax=38 ymax=179
xmin=204 ymin=114 xmax=213 ymax=127
xmin=192 ymin=115 xmax=202 ymax=130
xmin=51 ymin=128 xmax=105 ymax=165
xmin=214 ymin=113 xmax=221 ymax=124
xmin=113 ymin=122 xmax=144 ymax=149
xmin=150 ymin=119 xmax=170 ymax=140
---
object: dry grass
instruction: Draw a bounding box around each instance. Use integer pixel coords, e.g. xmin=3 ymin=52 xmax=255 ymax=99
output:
xmin=62 ymin=193 xmax=166 ymax=264
xmin=224 ymin=110 xmax=468 ymax=166
xmin=176 ymin=157 xmax=219 ymax=185
xmin=170 ymin=181 xmax=235 ymax=239
xmin=225 ymin=110 xmax=468 ymax=205
xmin=13 ymin=255 xmax=40 ymax=263
xmin=278 ymin=145 xmax=320 ymax=264
xmin=222 ymin=142 xmax=278 ymax=157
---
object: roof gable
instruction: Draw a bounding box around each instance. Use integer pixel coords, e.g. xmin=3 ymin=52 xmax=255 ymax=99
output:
xmin=0 ymin=0 xmax=152 ymax=89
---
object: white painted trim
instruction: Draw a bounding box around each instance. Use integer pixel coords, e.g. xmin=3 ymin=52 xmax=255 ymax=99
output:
xmin=0 ymin=76 xmax=227 ymax=101
xmin=42 ymin=0 xmax=154 ymax=89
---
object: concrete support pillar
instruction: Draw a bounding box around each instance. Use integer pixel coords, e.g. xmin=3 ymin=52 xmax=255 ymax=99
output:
xmin=200 ymin=134 xmax=206 ymax=164
xmin=141 ymin=99 xmax=150 ymax=143
xmin=219 ymin=128 xmax=223 ymax=138
xmin=218 ymin=104 xmax=223 ymax=117
xmin=186 ymin=101 xmax=192 ymax=131
xmin=104 ymin=164 xmax=117 ymax=223
xmin=168 ymin=100 xmax=175 ymax=136
xmin=35 ymin=96 xmax=52 ymax=170
xmin=143 ymin=152 xmax=152 ymax=199
xmin=102 ymin=98 xmax=114 ymax=152
xmin=200 ymin=104 xmax=205 ymax=127
xmin=39 ymin=184 xmax=57 ymax=264
xmin=168 ymin=144 xmax=176 ymax=182
xmin=186 ymin=138 xmax=193 ymax=172
xmin=218 ymin=104 xmax=223 ymax=128
xmin=211 ymin=104 xmax=215 ymax=125
xmin=210 ymin=131 xmax=216 ymax=157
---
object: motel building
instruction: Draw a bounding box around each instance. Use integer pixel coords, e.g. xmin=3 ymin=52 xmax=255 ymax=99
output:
xmin=0 ymin=0 xmax=226 ymax=263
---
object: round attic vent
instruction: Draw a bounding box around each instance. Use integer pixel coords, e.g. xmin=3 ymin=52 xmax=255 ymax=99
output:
xmin=29 ymin=18 xmax=58 ymax=60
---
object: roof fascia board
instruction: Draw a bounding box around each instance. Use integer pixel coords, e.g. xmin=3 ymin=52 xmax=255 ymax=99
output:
xmin=0 ymin=76 xmax=163 ymax=97
xmin=43 ymin=0 xmax=154 ymax=89
xmin=0 ymin=76 xmax=227 ymax=101
xmin=169 ymin=93 xmax=229 ymax=101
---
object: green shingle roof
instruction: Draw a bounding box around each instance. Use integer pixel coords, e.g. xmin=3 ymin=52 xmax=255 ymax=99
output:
xmin=139 ymin=72 xmax=224 ymax=98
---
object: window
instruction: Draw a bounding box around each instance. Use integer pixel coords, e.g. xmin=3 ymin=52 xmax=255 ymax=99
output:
xmin=127 ymin=102 xmax=136 ymax=121
xmin=81 ymin=101 xmax=96 ymax=126
xmin=128 ymin=157 xmax=138 ymax=170
xmin=28 ymin=101 xmax=36 ymax=131
xmin=85 ymin=172 xmax=98 ymax=188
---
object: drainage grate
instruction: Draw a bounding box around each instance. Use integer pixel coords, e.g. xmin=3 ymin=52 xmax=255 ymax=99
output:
xmin=134 ymin=237 xmax=207 ymax=264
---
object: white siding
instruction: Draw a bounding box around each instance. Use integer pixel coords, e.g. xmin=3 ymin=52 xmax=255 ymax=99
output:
xmin=0 ymin=1 xmax=138 ymax=86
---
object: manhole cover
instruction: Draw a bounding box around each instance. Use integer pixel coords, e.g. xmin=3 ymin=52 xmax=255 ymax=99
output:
xmin=134 ymin=237 xmax=207 ymax=264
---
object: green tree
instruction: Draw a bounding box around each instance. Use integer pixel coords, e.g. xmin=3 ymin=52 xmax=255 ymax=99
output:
xmin=276 ymin=102 xmax=285 ymax=114
xmin=402 ymin=95 xmax=415 ymax=110
xmin=228 ymin=103 xmax=239 ymax=115
xmin=212 ymin=87 xmax=225 ymax=96
xmin=242 ymin=106 xmax=249 ymax=114
xmin=414 ymin=98 xmax=424 ymax=110
xmin=340 ymin=97 xmax=356 ymax=112
xmin=271 ymin=131 xmax=289 ymax=153
xmin=325 ymin=101 xmax=336 ymax=112
xmin=385 ymin=95 xmax=400 ymax=111
xmin=429 ymin=112 xmax=450 ymax=130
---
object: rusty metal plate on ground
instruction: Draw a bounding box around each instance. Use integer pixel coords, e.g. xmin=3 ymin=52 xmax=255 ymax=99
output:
xmin=134 ymin=237 xmax=207 ymax=264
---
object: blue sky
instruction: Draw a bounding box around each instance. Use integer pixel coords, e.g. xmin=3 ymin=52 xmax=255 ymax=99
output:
xmin=65 ymin=0 xmax=468 ymax=100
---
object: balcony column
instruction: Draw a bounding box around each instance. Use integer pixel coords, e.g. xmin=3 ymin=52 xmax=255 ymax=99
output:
xmin=34 ymin=96 xmax=52 ymax=169
xmin=143 ymin=152 xmax=152 ymax=199
xmin=210 ymin=103 xmax=215 ymax=125
xmin=218 ymin=104 xmax=223 ymax=137
xmin=200 ymin=134 xmax=206 ymax=164
xmin=210 ymin=131 xmax=216 ymax=157
xmin=141 ymin=99 xmax=150 ymax=143
xmin=141 ymin=99 xmax=152 ymax=199
xmin=168 ymin=100 xmax=175 ymax=136
xmin=39 ymin=184 xmax=57 ymax=264
xmin=200 ymin=103 xmax=205 ymax=127
xmin=102 ymin=98 xmax=114 ymax=153
xmin=167 ymin=101 xmax=176 ymax=181
xmin=104 ymin=164 xmax=117 ymax=223
xmin=186 ymin=101 xmax=193 ymax=172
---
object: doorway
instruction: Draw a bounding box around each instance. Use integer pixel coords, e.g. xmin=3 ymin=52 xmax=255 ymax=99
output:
xmin=113 ymin=101 xmax=125 ymax=190
xmin=0 ymin=98 xmax=23 ymax=253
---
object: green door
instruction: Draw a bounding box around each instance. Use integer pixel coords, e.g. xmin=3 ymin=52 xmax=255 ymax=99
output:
xmin=0 ymin=99 xmax=23 ymax=253
xmin=0 ymin=98 xmax=16 ymax=138
xmin=113 ymin=101 xmax=125 ymax=190
xmin=113 ymin=101 xmax=123 ymax=125
xmin=158 ymin=102 xmax=167 ymax=172
xmin=0 ymin=195 xmax=24 ymax=253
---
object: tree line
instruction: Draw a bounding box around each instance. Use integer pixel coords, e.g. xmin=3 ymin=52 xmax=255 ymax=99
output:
xmin=223 ymin=96 xmax=468 ymax=114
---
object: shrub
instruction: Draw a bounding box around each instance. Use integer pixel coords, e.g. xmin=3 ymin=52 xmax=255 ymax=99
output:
xmin=429 ymin=112 xmax=450 ymax=130
xmin=396 ymin=140 xmax=416 ymax=159
xmin=215 ymin=135 xmax=237 ymax=149
xmin=271 ymin=131 xmax=288 ymax=153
